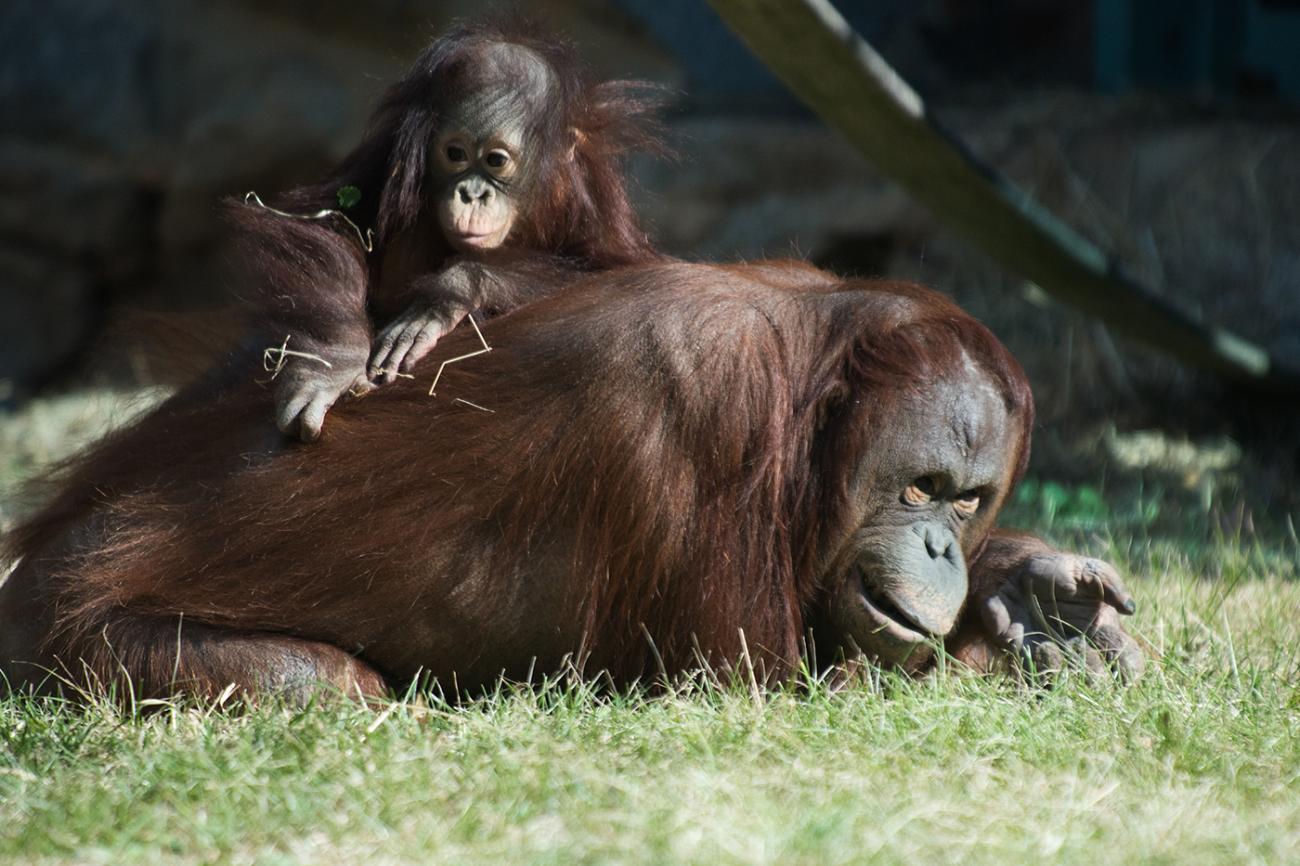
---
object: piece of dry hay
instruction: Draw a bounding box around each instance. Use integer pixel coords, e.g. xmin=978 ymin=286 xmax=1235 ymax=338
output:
xmin=428 ymin=314 xmax=493 ymax=396
xmin=262 ymin=335 xmax=333 ymax=380
xmin=369 ymin=368 xmax=415 ymax=381
xmin=244 ymin=191 xmax=374 ymax=252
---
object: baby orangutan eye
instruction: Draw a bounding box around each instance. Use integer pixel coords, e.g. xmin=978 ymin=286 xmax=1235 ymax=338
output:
xmin=484 ymin=148 xmax=516 ymax=178
xmin=954 ymin=491 xmax=981 ymax=518
xmin=902 ymin=476 xmax=936 ymax=507
xmin=445 ymin=143 xmax=469 ymax=163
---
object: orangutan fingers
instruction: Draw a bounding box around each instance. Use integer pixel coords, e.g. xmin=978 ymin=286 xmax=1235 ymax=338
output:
xmin=385 ymin=320 xmax=433 ymax=382
xmin=1079 ymin=558 xmax=1138 ymax=615
xmin=296 ymin=390 xmax=336 ymax=442
xmin=1037 ymin=597 xmax=1100 ymax=637
xmin=979 ymin=591 xmax=1017 ymax=648
xmin=398 ymin=320 xmax=449 ymax=373
xmin=1018 ymin=577 xmax=1073 ymax=644
xmin=1087 ymin=602 xmax=1146 ymax=680
xmin=1020 ymin=630 xmax=1065 ymax=677
xmin=276 ymin=386 xmax=314 ymax=438
xmin=1020 ymin=554 xmax=1078 ymax=605
xmin=346 ymin=372 xmax=376 ymax=400
xmin=1060 ymin=635 xmax=1109 ymax=676
xmin=1092 ymin=621 xmax=1146 ymax=681
xmin=984 ymin=588 xmax=1090 ymax=680
xmin=367 ymin=338 xmax=400 ymax=383
xmin=1022 ymin=553 xmax=1136 ymax=616
xmin=984 ymin=589 xmax=1063 ymax=671
xmin=983 ymin=552 xmax=1144 ymax=682
xmin=1018 ymin=630 xmax=1114 ymax=682
xmin=1022 ymin=604 xmax=1144 ymax=683
xmin=373 ymin=320 xmax=422 ymax=384
xmin=367 ymin=323 xmax=407 ymax=381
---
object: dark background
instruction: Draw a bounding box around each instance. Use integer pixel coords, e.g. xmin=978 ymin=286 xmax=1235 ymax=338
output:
xmin=2 ymin=0 xmax=1298 ymax=516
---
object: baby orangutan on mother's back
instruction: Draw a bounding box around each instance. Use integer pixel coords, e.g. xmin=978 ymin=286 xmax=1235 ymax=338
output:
xmin=230 ymin=19 xmax=666 ymax=440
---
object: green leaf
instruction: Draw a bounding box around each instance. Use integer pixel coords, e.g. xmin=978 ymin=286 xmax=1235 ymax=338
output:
xmin=337 ymin=186 xmax=362 ymax=209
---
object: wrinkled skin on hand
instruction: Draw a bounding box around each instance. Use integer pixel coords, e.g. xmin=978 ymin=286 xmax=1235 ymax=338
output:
xmin=965 ymin=533 xmax=1144 ymax=681
xmin=367 ymin=300 xmax=468 ymax=385
xmin=368 ymin=261 xmax=486 ymax=385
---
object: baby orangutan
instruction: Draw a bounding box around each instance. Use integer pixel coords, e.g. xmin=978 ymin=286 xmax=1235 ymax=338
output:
xmin=232 ymin=20 xmax=664 ymax=440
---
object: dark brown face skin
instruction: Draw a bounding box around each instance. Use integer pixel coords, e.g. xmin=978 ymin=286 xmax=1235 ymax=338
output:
xmin=821 ymin=354 xmax=1021 ymax=669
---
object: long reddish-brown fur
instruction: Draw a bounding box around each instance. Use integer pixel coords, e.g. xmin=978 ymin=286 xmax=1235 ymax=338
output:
xmin=5 ymin=19 xmax=673 ymax=606
xmin=1 ymin=261 xmax=1033 ymax=697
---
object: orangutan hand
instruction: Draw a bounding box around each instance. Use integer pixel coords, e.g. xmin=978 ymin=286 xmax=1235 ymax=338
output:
xmin=979 ymin=551 xmax=1144 ymax=681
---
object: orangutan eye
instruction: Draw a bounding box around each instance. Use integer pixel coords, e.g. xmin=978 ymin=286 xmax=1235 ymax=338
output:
xmin=483 ymin=148 xmax=516 ymax=179
xmin=902 ymin=477 xmax=936 ymax=507
xmin=954 ymin=491 xmax=981 ymax=518
xmin=445 ymin=144 xmax=469 ymax=163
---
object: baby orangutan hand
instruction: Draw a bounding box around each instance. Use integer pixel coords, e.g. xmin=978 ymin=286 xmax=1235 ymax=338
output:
xmin=367 ymin=300 xmax=469 ymax=385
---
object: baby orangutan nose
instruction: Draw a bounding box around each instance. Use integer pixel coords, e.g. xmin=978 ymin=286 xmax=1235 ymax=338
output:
xmin=457 ymin=178 xmax=494 ymax=204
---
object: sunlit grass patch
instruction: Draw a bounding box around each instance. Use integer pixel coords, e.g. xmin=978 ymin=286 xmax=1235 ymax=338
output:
xmin=3 ymin=557 xmax=1299 ymax=865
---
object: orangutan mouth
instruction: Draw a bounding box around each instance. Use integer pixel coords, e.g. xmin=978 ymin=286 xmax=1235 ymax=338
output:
xmin=450 ymin=230 xmax=501 ymax=249
xmin=852 ymin=564 xmax=932 ymax=643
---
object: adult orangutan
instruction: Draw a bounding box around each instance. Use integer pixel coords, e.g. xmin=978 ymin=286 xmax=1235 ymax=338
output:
xmin=0 ymin=261 xmax=1142 ymax=700
xmin=232 ymin=20 xmax=664 ymax=441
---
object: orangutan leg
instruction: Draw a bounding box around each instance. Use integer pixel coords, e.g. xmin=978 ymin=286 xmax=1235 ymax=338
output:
xmin=39 ymin=615 xmax=389 ymax=705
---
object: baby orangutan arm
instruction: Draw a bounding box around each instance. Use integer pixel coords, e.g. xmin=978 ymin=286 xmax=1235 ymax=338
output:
xmin=367 ymin=257 xmax=574 ymax=384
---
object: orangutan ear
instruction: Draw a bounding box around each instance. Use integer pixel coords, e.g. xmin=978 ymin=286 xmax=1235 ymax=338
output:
xmin=567 ymin=128 xmax=588 ymax=162
xmin=816 ymin=381 xmax=851 ymax=431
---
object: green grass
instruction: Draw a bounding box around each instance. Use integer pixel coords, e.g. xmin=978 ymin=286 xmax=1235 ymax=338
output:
xmin=2 ymin=392 xmax=1299 ymax=865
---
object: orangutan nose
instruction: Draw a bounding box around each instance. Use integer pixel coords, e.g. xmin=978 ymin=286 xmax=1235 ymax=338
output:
xmin=922 ymin=524 xmax=954 ymax=561
xmin=457 ymin=178 xmax=494 ymax=204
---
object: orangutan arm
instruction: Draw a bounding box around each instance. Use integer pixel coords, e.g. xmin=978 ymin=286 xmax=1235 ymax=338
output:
xmin=228 ymin=199 xmax=376 ymax=442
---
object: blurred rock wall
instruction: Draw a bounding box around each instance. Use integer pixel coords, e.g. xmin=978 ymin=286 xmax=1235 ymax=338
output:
xmin=638 ymin=99 xmax=1300 ymax=410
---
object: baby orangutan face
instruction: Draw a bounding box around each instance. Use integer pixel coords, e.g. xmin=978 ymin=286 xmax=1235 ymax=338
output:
xmin=431 ymin=42 xmax=557 ymax=254
xmin=434 ymin=125 xmax=521 ymax=252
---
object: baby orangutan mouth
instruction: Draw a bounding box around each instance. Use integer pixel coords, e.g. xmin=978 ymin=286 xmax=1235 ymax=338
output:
xmin=449 ymin=230 xmax=502 ymax=249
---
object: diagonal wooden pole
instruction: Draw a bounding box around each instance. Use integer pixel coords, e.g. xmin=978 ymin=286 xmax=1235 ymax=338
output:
xmin=707 ymin=0 xmax=1300 ymax=392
